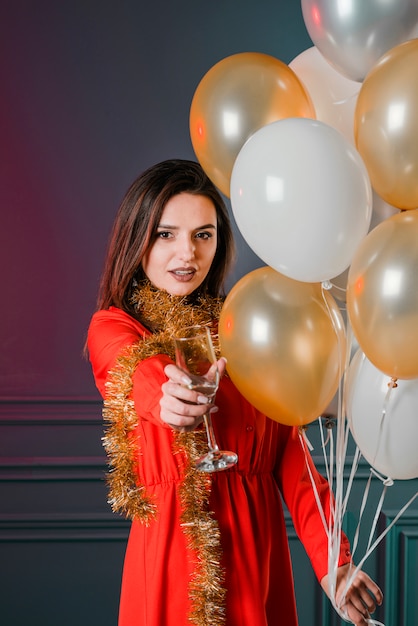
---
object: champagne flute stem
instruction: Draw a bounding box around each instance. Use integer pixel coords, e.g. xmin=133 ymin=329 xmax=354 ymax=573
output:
xmin=203 ymin=412 xmax=220 ymax=455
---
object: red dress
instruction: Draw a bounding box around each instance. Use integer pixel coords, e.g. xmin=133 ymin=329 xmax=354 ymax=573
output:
xmin=88 ymin=307 xmax=351 ymax=626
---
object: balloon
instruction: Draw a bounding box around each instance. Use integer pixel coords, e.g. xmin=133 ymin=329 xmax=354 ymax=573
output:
xmin=189 ymin=52 xmax=315 ymax=197
xmin=301 ymin=0 xmax=418 ymax=82
xmin=330 ymin=190 xmax=399 ymax=302
xmin=347 ymin=210 xmax=418 ymax=379
xmin=289 ymin=46 xmax=361 ymax=144
xmin=346 ymin=349 xmax=418 ymax=480
xmin=230 ymin=118 xmax=372 ymax=283
xmin=218 ymin=266 xmax=346 ymax=426
xmin=354 ymin=39 xmax=418 ymax=210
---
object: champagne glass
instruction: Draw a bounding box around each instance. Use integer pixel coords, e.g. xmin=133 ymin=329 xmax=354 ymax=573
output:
xmin=174 ymin=325 xmax=238 ymax=472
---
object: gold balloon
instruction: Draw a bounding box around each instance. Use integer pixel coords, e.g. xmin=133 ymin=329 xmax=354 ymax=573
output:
xmin=218 ymin=267 xmax=346 ymax=426
xmin=354 ymin=39 xmax=418 ymax=210
xmin=347 ymin=210 xmax=418 ymax=379
xmin=190 ymin=52 xmax=315 ymax=197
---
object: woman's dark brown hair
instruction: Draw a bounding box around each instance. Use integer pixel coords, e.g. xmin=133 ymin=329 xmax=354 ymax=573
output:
xmin=96 ymin=159 xmax=235 ymax=316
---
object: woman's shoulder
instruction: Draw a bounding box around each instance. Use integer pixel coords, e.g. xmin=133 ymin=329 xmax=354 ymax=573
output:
xmin=87 ymin=307 xmax=153 ymax=392
xmin=87 ymin=306 xmax=150 ymax=356
xmin=90 ymin=306 xmax=147 ymax=332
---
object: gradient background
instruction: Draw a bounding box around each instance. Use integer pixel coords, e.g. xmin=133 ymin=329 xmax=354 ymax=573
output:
xmin=1 ymin=3 xmax=416 ymax=626
xmin=0 ymin=0 xmax=312 ymax=400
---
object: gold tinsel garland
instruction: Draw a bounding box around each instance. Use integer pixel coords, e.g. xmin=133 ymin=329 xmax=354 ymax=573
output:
xmin=102 ymin=283 xmax=226 ymax=626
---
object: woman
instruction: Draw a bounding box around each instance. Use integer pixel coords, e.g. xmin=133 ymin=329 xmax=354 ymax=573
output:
xmin=87 ymin=159 xmax=382 ymax=626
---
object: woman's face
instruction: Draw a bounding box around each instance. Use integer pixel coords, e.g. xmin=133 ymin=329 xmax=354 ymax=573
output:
xmin=141 ymin=192 xmax=218 ymax=296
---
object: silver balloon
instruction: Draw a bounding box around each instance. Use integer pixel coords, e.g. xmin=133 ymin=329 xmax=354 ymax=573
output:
xmin=301 ymin=0 xmax=418 ymax=81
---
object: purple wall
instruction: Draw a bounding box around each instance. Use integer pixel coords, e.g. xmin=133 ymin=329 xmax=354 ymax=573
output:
xmin=0 ymin=1 xmax=311 ymax=400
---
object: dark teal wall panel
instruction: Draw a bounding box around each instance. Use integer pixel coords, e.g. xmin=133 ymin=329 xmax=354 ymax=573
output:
xmin=382 ymin=510 xmax=418 ymax=626
xmin=1 ymin=403 xmax=417 ymax=625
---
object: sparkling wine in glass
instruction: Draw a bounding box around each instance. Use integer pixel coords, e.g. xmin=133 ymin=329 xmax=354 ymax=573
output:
xmin=174 ymin=325 xmax=238 ymax=472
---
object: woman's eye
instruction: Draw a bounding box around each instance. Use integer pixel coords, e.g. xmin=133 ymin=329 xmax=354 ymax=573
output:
xmin=196 ymin=231 xmax=212 ymax=240
xmin=157 ymin=231 xmax=172 ymax=239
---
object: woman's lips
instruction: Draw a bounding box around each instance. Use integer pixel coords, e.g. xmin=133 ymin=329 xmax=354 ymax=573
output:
xmin=170 ymin=268 xmax=197 ymax=282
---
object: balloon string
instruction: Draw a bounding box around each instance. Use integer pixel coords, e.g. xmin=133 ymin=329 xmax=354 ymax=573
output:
xmin=340 ymin=468 xmax=391 ymax=604
xmin=318 ymin=416 xmax=332 ymax=485
xmin=367 ymin=481 xmax=388 ymax=554
xmin=334 ymin=426 xmax=413 ymax=626
xmin=333 ymin=603 xmax=385 ymax=626
xmin=320 ymin=283 xmax=351 ymax=608
xmin=319 ymin=413 xmax=334 ymax=448
xmin=338 ymin=316 xmax=359 ymax=524
xmin=298 ymin=429 xmax=330 ymax=538
xmin=299 ymin=425 xmax=314 ymax=451
xmin=328 ymin=281 xmax=346 ymax=292
xmin=327 ymin=422 xmax=334 ymax=495
xmin=341 ymin=445 xmax=361 ymax=518
xmin=338 ymin=490 xmax=418 ymax=626
xmin=372 ymin=378 xmax=397 ymax=467
xmin=333 ymin=89 xmax=361 ymax=106
xmin=350 ymin=472 xmax=373 ymax=562
xmin=327 ymin=281 xmax=347 ymax=304
xmin=341 ymin=490 xmax=418 ymax=611
xmin=369 ymin=467 xmax=394 ymax=487
xmin=328 ymin=419 xmax=352 ymax=527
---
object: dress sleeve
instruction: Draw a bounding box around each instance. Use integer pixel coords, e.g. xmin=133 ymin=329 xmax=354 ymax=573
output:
xmin=274 ymin=426 xmax=352 ymax=582
xmin=87 ymin=307 xmax=173 ymax=428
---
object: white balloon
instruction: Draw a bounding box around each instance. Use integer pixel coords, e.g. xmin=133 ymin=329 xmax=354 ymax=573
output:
xmin=230 ymin=118 xmax=372 ymax=283
xmin=289 ymin=46 xmax=361 ymax=144
xmin=346 ymin=350 xmax=418 ymax=480
xmin=329 ymin=190 xmax=399 ymax=302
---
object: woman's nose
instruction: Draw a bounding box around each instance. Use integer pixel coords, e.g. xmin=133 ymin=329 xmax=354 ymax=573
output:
xmin=177 ymin=236 xmax=196 ymax=261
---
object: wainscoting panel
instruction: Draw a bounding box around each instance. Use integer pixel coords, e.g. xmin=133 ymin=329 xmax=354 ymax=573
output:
xmin=381 ymin=510 xmax=418 ymax=626
xmin=1 ymin=531 xmax=127 ymax=625
xmin=0 ymin=399 xmax=129 ymax=626
xmin=1 ymin=402 xmax=417 ymax=626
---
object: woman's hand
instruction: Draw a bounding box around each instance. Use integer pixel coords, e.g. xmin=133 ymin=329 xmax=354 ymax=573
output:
xmin=321 ymin=563 xmax=383 ymax=625
xmin=160 ymin=357 xmax=227 ymax=432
